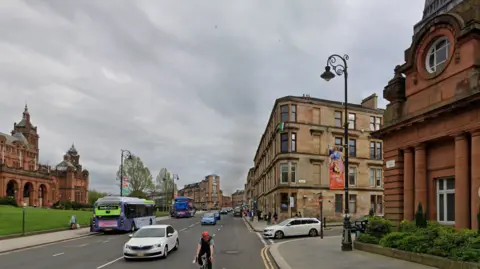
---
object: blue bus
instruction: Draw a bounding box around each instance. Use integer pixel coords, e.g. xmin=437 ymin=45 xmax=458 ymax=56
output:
xmin=173 ymin=196 xmax=195 ymax=218
xmin=91 ymin=196 xmax=156 ymax=233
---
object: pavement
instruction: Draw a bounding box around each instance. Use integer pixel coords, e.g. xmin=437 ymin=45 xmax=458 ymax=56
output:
xmin=269 ymin=236 xmax=436 ymax=269
xmin=0 ymin=213 xmax=271 ymax=269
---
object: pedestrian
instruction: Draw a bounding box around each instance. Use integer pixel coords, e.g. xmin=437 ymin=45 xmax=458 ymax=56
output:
xmin=273 ymin=211 xmax=278 ymax=224
xmin=70 ymin=215 xmax=77 ymax=229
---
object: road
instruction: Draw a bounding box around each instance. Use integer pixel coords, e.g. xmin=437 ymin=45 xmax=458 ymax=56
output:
xmin=0 ymin=213 xmax=269 ymax=269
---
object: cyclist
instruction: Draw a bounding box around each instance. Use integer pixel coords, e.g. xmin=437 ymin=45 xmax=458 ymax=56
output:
xmin=195 ymin=231 xmax=214 ymax=269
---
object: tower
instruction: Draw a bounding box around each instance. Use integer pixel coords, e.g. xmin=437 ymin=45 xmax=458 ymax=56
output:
xmin=12 ymin=104 xmax=39 ymax=150
xmin=414 ymin=0 xmax=466 ymax=34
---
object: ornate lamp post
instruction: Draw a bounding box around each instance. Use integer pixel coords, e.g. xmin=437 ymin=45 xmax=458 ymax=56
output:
xmin=120 ymin=149 xmax=132 ymax=197
xmin=320 ymin=54 xmax=353 ymax=251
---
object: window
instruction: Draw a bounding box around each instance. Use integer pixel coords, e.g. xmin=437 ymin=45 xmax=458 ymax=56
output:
xmin=369 ymin=168 xmax=382 ymax=187
xmin=280 ymin=105 xmax=289 ymax=122
xmin=334 ymin=137 xmax=343 ymax=152
xmin=437 ymin=178 xmax=455 ymax=224
xmin=281 ymin=133 xmax=288 ymax=153
xmin=280 ymin=193 xmax=288 ymax=212
xmin=348 ymin=167 xmax=356 ymax=186
xmin=291 ymin=105 xmax=296 ymax=121
xmin=280 ymin=164 xmax=288 ymax=184
xmin=335 ymin=194 xmax=343 ymax=213
xmin=370 ymin=141 xmax=382 ymax=160
xmin=348 ymin=113 xmax=356 ymax=129
xmin=348 ymin=139 xmax=356 ymax=157
xmin=291 ymin=164 xmax=296 ymax=183
xmin=349 ymin=195 xmax=357 ymax=213
xmin=334 ymin=111 xmax=342 ymax=127
xmin=291 ymin=133 xmax=296 ymax=152
xmin=426 ymin=36 xmax=450 ymax=73
xmin=370 ymin=195 xmax=383 ymax=215
xmin=370 ymin=116 xmax=382 ymax=131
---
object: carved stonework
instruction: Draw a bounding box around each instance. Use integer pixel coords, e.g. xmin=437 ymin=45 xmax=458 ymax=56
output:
xmin=455 ymin=42 xmax=461 ymax=63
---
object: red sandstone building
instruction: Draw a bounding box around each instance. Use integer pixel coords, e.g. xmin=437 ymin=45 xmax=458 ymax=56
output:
xmin=0 ymin=106 xmax=89 ymax=206
xmin=373 ymin=0 xmax=480 ymax=230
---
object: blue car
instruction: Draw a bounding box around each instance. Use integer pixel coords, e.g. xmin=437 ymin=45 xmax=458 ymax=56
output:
xmin=214 ymin=211 xmax=221 ymax=220
xmin=201 ymin=213 xmax=217 ymax=225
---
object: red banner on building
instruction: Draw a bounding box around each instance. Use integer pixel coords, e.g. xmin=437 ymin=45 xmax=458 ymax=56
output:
xmin=329 ymin=146 xmax=345 ymax=190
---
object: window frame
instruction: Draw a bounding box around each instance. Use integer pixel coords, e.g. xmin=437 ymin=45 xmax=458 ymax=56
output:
xmin=334 ymin=194 xmax=343 ymax=213
xmin=280 ymin=105 xmax=289 ymax=122
xmin=334 ymin=137 xmax=343 ymax=152
xmin=334 ymin=111 xmax=342 ymax=127
xmin=436 ymin=177 xmax=455 ymax=225
xmin=291 ymin=163 xmax=296 ymax=184
xmin=348 ymin=166 xmax=357 ymax=186
xmin=291 ymin=133 xmax=296 ymax=152
xmin=425 ymin=36 xmax=450 ymax=74
xmin=290 ymin=105 xmax=297 ymax=122
xmin=349 ymin=194 xmax=357 ymax=214
xmin=280 ymin=133 xmax=289 ymax=153
xmin=280 ymin=163 xmax=289 ymax=184
xmin=348 ymin=113 xmax=356 ymax=130
xmin=370 ymin=116 xmax=375 ymax=131
xmin=370 ymin=141 xmax=382 ymax=160
xmin=348 ymin=139 xmax=356 ymax=157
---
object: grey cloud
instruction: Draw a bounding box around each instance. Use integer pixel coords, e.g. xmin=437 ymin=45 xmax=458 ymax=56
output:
xmin=0 ymin=0 xmax=424 ymax=195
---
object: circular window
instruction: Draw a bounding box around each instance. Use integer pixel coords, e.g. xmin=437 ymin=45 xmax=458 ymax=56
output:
xmin=425 ymin=36 xmax=451 ymax=73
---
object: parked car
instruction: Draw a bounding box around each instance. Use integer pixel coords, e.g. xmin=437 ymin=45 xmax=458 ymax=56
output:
xmin=201 ymin=212 xmax=217 ymax=225
xmin=263 ymin=218 xmax=321 ymax=239
xmin=220 ymin=208 xmax=228 ymax=215
xmin=123 ymin=225 xmax=179 ymax=260
xmin=233 ymin=207 xmax=242 ymax=217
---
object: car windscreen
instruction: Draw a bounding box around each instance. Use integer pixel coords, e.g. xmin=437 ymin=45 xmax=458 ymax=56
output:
xmin=203 ymin=213 xmax=214 ymax=218
xmin=277 ymin=219 xmax=290 ymax=226
xmin=133 ymin=228 xmax=166 ymax=238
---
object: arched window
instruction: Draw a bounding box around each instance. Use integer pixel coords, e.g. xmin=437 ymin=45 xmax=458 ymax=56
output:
xmin=425 ymin=36 xmax=450 ymax=73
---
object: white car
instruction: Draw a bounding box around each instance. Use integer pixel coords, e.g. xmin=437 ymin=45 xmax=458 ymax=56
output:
xmin=263 ymin=217 xmax=321 ymax=239
xmin=123 ymin=224 xmax=179 ymax=260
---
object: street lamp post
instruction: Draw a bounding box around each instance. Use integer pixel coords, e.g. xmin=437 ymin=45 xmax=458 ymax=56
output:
xmin=163 ymin=172 xmax=179 ymax=211
xmin=120 ymin=149 xmax=132 ymax=197
xmin=320 ymin=53 xmax=353 ymax=251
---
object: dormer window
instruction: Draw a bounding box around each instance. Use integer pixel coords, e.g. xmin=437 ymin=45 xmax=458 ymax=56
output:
xmin=425 ymin=36 xmax=450 ymax=73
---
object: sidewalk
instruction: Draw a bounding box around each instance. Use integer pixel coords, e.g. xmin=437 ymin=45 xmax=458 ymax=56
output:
xmin=0 ymin=216 xmax=171 ymax=253
xmin=269 ymin=236 xmax=435 ymax=269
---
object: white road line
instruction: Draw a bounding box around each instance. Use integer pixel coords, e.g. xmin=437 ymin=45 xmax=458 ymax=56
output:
xmin=189 ymin=224 xmax=195 ymax=227
xmin=268 ymin=239 xmax=274 ymax=244
xmin=180 ymin=228 xmax=187 ymax=232
xmin=102 ymin=240 xmax=109 ymax=243
xmin=78 ymin=244 xmax=88 ymax=247
xmin=256 ymin=232 xmax=267 ymax=246
xmin=52 ymin=252 xmax=64 ymax=257
xmin=97 ymin=257 xmax=123 ymax=269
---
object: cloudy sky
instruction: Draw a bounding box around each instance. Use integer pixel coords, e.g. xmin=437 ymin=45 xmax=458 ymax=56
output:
xmin=0 ymin=0 xmax=425 ymax=195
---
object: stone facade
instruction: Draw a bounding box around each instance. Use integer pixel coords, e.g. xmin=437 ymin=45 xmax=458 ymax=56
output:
xmin=232 ymin=190 xmax=245 ymax=207
xmin=221 ymin=195 xmax=232 ymax=208
xmin=249 ymin=95 xmax=384 ymax=221
xmin=0 ymin=106 xmax=89 ymax=206
xmin=373 ymin=0 xmax=480 ymax=230
xmin=178 ymin=174 xmax=223 ymax=210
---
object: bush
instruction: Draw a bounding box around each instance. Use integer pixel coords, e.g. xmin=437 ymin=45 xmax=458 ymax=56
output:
xmin=365 ymin=216 xmax=392 ymax=239
xmin=0 ymin=196 xmax=18 ymax=207
xmin=396 ymin=233 xmax=431 ymax=253
xmin=379 ymin=232 xmax=407 ymax=248
xmin=399 ymin=220 xmax=416 ymax=233
xmin=357 ymin=233 xmax=379 ymax=244
xmin=415 ymin=203 xmax=427 ymax=228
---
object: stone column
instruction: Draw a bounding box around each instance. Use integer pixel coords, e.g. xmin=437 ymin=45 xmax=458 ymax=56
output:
xmin=455 ymin=134 xmax=470 ymax=229
xmin=403 ymin=148 xmax=415 ymax=220
xmin=471 ymin=130 xmax=480 ymax=230
xmin=414 ymin=144 xmax=427 ymax=213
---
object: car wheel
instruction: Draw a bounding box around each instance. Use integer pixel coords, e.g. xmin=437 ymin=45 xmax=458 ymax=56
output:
xmin=130 ymin=223 xmax=136 ymax=232
xmin=174 ymin=239 xmax=179 ymax=250
xmin=275 ymin=231 xmax=284 ymax=239
xmin=309 ymin=228 xmax=318 ymax=237
xmin=163 ymin=246 xmax=168 ymax=259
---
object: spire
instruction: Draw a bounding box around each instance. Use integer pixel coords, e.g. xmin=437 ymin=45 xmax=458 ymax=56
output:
xmin=414 ymin=0 xmax=466 ymax=34
xmin=23 ymin=103 xmax=30 ymax=122
xmin=68 ymin=143 xmax=78 ymax=155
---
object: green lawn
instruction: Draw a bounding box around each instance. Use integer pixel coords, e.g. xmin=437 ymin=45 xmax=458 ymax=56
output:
xmin=0 ymin=206 xmax=92 ymax=236
xmin=155 ymin=211 xmax=170 ymax=217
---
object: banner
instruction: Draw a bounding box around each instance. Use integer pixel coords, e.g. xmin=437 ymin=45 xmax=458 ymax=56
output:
xmin=329 ymin=146 xmax=345 ymax=190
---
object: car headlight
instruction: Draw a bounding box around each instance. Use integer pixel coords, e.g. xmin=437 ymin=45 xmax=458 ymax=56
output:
xmin=155 ymin=244 xmax=162 ymax=248
xmin=124 ymin=244 xmax=131 ymax=249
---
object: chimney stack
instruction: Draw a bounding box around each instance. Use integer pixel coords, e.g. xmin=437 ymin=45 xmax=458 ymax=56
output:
xmin=361 ymin=93 xmax=378 ymax=109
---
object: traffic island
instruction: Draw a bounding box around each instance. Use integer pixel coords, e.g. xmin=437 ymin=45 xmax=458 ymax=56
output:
xmin=354 ymin=241 xmax=480 ymax=269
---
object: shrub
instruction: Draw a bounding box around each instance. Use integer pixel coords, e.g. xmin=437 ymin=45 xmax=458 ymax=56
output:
xmin=368 ymin=208 xmax=374 ymax=217
xmin=396 ymin=233 xmax=431 ymax=253
xmin=357 ymin=233 xmax=379 ymax=244
xmin=379 ymin=232 xmax=407 ymax=248
xmin=365 ymin=216 xmax=392 ymax=239
xmin=0 ymin=196 xmax=18 ymax=207
xmin=415 ymin=203 xmax=427 ymax=228
xmin=399 ymin=220 xmax=416 ymax=233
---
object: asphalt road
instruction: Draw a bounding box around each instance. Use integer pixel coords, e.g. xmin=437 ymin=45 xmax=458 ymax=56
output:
xmin=0 ymin=213 xmax=268 ymax=269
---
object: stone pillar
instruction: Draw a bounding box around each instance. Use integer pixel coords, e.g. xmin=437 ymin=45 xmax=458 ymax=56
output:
xmin=471 ymin=130 xmax=480 ymax=230
xmin=403 ymin=148 xmax=415 ymax=220
xmin=414 ymin=144 xmax=427 ymax=213
xmin=455 ymin=134 xmax=470 ymax=229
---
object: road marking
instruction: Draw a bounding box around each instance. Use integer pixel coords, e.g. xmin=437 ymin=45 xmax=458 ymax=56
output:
xmin=96 ymin=257 xmax=123 ymax=269
xmin=78 ymin=244 xmax=88 ymax=247
xmin=189 ymin=224 xmax=195 ymax=227
xmin=102 ymin=240 xmax=109 ymax=243
xmin=268 ymin=239 xmax=274 ymax=244
xmin=260 ymin=246 xmax=272 ymax=269
xmin=52 ymin=252 xmax=64 ymax=257
xmin=263 ymin=246 xmax=274 ymax=268
xmin=0 ymin=234 xmax=100 ymax=255
xmin=179 ymin=228 xmax=187 ymax=232
xmin=256 ymin=232 xmax=268 ymax=246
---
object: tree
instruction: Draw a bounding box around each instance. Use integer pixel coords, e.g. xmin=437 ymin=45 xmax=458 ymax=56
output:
xmin=88 ymin=190 xmax=107 ymax=205
xmin=155 ymin=169 xmax=177 ymax=209
xmin=116 ymin=155 xmax=153 ymax=195
xmin=415 ymin=203 xmax=427 ymax=228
